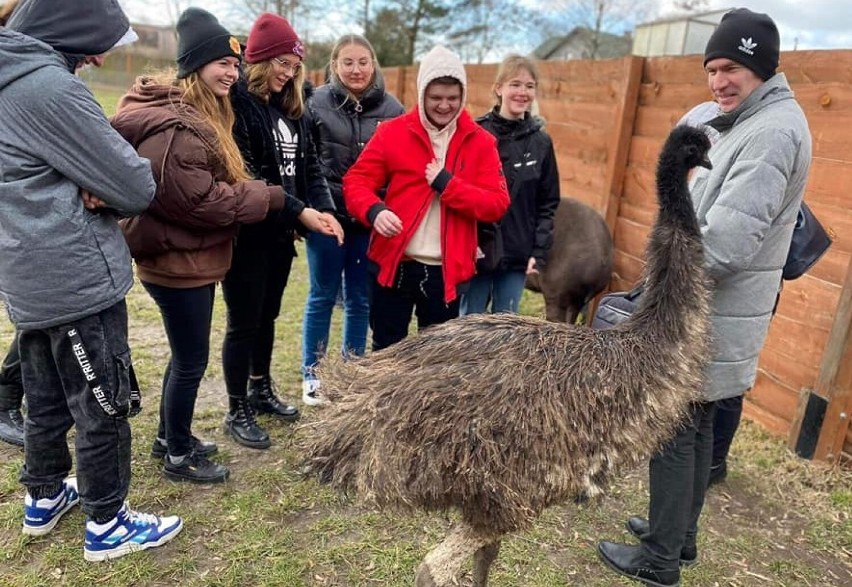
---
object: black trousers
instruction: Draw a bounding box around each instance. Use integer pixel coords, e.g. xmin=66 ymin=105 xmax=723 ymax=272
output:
xmin=642 ymin=401 xmax=716 ymax=568
xmin=221 ymin=238 xmax=294 ymax=402
xmin=369 ymin=261 xmax=459 ymax=351
xmin=712 ymin=394 xmax=743 ymax=467
xmin=143 ymin=282 xmax=215 ymax=458
xmin=18 ymin=301 xmax=132 ymax=520
xmin=0 ymin=333 xmax=22 ymax=410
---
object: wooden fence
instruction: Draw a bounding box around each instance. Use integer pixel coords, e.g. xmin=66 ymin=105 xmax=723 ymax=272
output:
xmin=313 ymin=50 xmax=852 ymax=464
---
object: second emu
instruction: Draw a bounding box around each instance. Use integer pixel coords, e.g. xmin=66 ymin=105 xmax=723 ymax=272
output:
xmin=303 ymin=125 xmax=714 ymax=586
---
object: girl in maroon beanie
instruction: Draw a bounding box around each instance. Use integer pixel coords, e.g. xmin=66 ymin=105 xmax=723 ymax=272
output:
xmin=222 ymin=13 xmax=343 ymax=449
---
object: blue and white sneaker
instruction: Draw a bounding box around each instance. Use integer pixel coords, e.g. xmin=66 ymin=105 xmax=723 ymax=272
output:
xmin=83 ymin=502 xmax=183 ymax=562
xmin=23 ymin=476 xmax=80 ymax=536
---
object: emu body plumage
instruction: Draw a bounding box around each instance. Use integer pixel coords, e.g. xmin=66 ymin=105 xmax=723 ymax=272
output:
xmin=303 ymin=125 xmax=714 ymax=586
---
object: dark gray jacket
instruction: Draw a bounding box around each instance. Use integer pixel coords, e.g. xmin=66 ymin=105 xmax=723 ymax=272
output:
xmin=308 ymin=71 xmax=404 ymax=231
xmin=0 ymin=0 xmax=154 ymax=329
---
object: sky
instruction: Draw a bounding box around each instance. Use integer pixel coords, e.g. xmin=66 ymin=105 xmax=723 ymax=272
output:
xmin=120 ymin=0 xmax=852 ymax=52
xmin=657 ymin=0 xmax=852 ymax=50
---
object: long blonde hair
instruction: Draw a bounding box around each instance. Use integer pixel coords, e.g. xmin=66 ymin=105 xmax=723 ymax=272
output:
xmin=177 ymin=72 xmax=249 ymax=183
xmin=245 ymin=60 xmax=306 ymax=119
xmin=493 ymin=54 xmax=539 ymax=109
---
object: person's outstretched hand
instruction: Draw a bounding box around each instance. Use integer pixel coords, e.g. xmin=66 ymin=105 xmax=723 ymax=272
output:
xmin=299 ymin=208 xmax=344 ymax=245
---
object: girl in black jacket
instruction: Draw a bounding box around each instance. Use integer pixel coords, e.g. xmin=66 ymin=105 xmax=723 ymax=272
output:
xmin=460 ymin=54 xmax=560 ymax=315
xmin=223 ymin=13 xmax=342 ymax=448
xmin=300 ymin=34 xmax=404 ymax=405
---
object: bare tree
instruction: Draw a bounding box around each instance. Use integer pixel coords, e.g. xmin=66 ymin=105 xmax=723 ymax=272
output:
xmin=543 ymin=0 xmax=648 ymax=60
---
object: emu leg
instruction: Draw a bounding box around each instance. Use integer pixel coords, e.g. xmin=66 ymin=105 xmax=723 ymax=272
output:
xmin=471 ymin=539 xmax=501 ymax=587
xmin=414 ymin=523 xmax=496 ymax=587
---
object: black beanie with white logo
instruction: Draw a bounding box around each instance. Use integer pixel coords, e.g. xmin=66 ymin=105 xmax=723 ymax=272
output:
xmin=704 ymin=8 xmax=780 ymax=81
xmin=175 ymin=7 xmax=241 ymax=79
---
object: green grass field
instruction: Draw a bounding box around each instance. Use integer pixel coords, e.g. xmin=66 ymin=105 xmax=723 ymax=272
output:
xmin=0 ymin=88 xmax=848 ymax=587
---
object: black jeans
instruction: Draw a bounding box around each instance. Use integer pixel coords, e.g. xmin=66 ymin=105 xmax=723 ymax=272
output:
xmin=0 ymin=333 xmax=23 ymax=410
xmin=221 ymin=238 xmax=294 ymax=401
xmin=370 ymin=261 xmax=460 ymax=351
xmin=712 ymin=394 xmax=743 ymax=467
xmin=143 ymin=282 xmax=215 ymax=457
xmin=18 ymin=300 xmax=132 ymax=520
xmin=642 ymin=401 xmax=716 ymax=568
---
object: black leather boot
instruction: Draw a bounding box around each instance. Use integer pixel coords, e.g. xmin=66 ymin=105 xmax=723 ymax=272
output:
xmin=223 ymin=397 xmax=271 ymax=449
xmin=0 ymin=408 xmax=24 ymax=447
xmin=625 ymin=517 xmax=697 ymax=566
xmin=247 ymin=376 xmax=300 ymax=422
xmin=597 ymin=541 xmax=680 ymax=587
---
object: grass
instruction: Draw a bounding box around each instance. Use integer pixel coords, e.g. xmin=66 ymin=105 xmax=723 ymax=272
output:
xmin=0 ymin=89 xmax=850 ymax=586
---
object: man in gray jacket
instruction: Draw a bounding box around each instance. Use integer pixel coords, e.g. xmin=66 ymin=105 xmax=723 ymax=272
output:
xmin=1 ymin=0 xmax=182 ymax=561
xmin=598 ymin=8 xmax=812 ymax=586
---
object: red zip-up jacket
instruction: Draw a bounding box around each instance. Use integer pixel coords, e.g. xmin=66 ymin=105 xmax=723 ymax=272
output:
xmin=343 ymin=108 xmax=510 ymax=302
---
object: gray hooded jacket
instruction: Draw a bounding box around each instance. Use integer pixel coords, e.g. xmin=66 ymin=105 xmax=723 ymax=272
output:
xmin=0 ymin=0 xmax=154 ymax=329
xmin=688 ymin=73 xmax=812 ymax=401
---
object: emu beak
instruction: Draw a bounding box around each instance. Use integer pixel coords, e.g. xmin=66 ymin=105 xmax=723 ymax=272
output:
xmin=699 ymin=157 xmax=712 ymax=170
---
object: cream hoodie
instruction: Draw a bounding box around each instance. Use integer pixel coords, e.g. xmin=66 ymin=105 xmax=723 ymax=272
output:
xmin=404 ymin=45 xmax=468 ymax=265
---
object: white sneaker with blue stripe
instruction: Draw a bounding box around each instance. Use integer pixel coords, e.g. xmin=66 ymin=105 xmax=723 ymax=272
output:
xmin=23 ymin=476 xmax=80 ymax=536
xmin=83 ymin=502 xmax=182 ymax=562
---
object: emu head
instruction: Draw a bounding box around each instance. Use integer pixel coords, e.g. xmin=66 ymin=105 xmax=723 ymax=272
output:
xmin=667 ymin=125 xmax=713 ymax=171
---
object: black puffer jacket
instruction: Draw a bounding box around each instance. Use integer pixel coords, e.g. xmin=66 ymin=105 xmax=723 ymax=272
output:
xmin=230 ymin=79 xmax=334 ymax=248
xmin=476 ymin=108 xmax=560 ymax=272
xmin=307 ymin=71 xmax=404 ymax=232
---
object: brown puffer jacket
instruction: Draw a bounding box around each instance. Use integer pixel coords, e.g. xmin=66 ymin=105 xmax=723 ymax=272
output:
xmin=111 ymin=77 xmax=282 ymax=288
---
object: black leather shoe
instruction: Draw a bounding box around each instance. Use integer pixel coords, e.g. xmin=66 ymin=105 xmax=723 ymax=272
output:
xmin=707 ymin=461 xmax=727 ymax=488
xmin=597 ymin=541 xmax=680 ymax=587
xmin=163 ymin=451 xmax=229 ymax=484
xmin=247 ymin=377 xmax=300 ymax=421
xmin=224 ymin=398 xmax=271 ymax=449
xmin=151 ymin=435 xmax=218 ymax=460
xmin=625 ymin=517 xmax=697 ymax=566
xmin=0 ymin=408 xmax=24 ymax=447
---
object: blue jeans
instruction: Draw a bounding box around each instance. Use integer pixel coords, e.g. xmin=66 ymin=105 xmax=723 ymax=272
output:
xmin=143 ymin=282 xmax=215 ymax=458
xmin=459 ymin=270 xmax=527 ymax=315
xmin=18 ymin=301 xmax=132 ymax=520
xmin=302 ymin=231 xmax=370 ymax=378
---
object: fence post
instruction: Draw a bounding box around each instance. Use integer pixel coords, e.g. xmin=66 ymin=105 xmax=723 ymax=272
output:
xmin=601 ymin=55 xmax=643 ymax=242
xmin=810 ymin=254 xmax=852 ymax=462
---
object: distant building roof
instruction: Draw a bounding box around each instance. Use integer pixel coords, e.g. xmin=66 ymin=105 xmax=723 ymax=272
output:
xmin=533 ymin=27 xmax=632 ymax=61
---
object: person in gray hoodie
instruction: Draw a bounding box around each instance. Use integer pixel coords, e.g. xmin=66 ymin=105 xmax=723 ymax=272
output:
xmin=0 ymin=0 xmax=182 ymax=562
xmin=598 ymin=8 xmax=812 ymax=587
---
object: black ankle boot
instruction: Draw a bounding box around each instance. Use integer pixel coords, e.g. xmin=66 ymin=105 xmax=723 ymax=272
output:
xmin=247 ymin=376 xmax=300 ymax=422
xmin=223 ymin=397 xmax=271 ymax=449
xmin=0 ymin=408 xmax=24 ymax=447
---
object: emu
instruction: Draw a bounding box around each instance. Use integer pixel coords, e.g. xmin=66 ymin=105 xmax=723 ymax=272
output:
xmin=303 ymin=125 xmax=713 ymax=586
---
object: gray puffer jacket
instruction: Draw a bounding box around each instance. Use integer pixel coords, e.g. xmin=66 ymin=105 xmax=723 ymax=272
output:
xmin=0 ymin=0 xmax=154 ymax=329
xmin=689 ymin=73 xmax=812 ymax=401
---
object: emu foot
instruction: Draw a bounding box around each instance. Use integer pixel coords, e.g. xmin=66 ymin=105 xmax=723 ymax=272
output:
xmin=414 ymin=562 xmax=438 ymax=587
xmin=472 ymin=540 xmax=501 ymax=587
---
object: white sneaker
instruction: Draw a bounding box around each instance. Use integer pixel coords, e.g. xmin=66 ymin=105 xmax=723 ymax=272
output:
xmin=302 ymin=379 xmax=328 ymax=407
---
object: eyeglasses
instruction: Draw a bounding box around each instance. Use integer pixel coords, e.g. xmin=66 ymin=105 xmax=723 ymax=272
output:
xmin=270 ymin=57 xmax=302 ymax=74
xmin=337 ymin=59 xmax=373 ymax=72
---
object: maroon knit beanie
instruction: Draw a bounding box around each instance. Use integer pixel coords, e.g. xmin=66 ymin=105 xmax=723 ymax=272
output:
xmin=244 ymin=13 xmax=305 ymax=64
